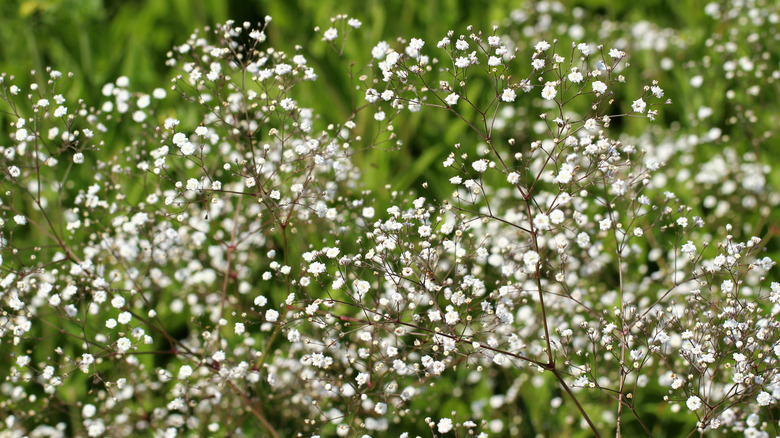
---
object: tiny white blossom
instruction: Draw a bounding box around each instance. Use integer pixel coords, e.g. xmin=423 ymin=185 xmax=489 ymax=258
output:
xmin=178 ymin=365 xmax=193 ymax=379
xmin=116 ymin=337 xmax=132 ymax=353
xmin=686 ymin=395 xmax=702 ymax=411
xmin=445 ymin=93 xmax=459 ymax=106
xmin=323 ymin=28 xmax=338 ymax=41
xmin=265 ymin=309 xmax=279 ymax=322
xmin=632 ymin=98 xmax=646 ymax=113
xmin=472 ymin=160 xmax=488 ymax=173
xmin=534 ymin=41 xmax=550 ymax=52
xmin=568 ymin=69 xmax=584 ymax=83
xmin=438 ymin=418 xmax=454 ymax=433
xmin=501 ymin=88 xmax=516 ymax=102
xmin=541 ymin=84 xmax=557 ymax=100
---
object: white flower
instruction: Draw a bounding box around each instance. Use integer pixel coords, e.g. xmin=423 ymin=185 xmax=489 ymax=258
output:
xmin=572 ymin=376 xmax=589 ymax=387
xmin=178 ymin=365 xmax=193 ymax=379
xmin=365 ymin=88 xmax=379 ymax=103
xmin=15 ymin=128 xmax=28 ymax=142
xmin=523 ymin=250 xmax=540 ymax=269
xmin=541 ymin=84 xmax=557 ymax=100
xmin=445 ymin=93 xmax=459 ymax=106
xmin=556 ymin=163 xmax=574 ymax=184
xmin=454 ymin=56 xmax=470 ymax=68
xmin=472 ymin=160 xmax=488 ymax=173
xmin=180 ymin=142 xmax=196 ymax=155
xmin=534 ymin=41 xmax=550 ymax=52
xmin=308 ymin=262 xmax=326 ymax=276
xmin=686 ymin=395 xmax=702 ymax=411
xmin=212 ymin=351 xmax=226 ymax=362
xmin=73 ymin=152 xmax=85 ymax=163
xmin=611 ymin=180 xmax=627 ymax=196
xmin=757 ymin=391 xmax=774 ymax=406
xmin=533 ymin=213 xmax=550 ymax=230
xmin=568 ymin=69 xmax=584 ymax=83
xmin=186 ymin=178 xmax=200 ymax=191
xmin=372 ymin=41 xmax=389 ymax=59
xmin=117 ymin=312 xmax=132 ymax=324
xmin=550 ymin=209 xmax=565 ymax=224
xmin=501 ymin=88 xmax=516 ymax=102
xmin=116 ymin=337 xmax=132 ymax=353
xmin=172 ymin=132 xmax=187 ymax=146
xmin=354 ymin=280 xmax=370 ymax=298
xmin=265 ymin=309 xmax=279 ymax=322
xmin=323 ymin=28 xmax=338 ymax=41
xmin=437 ymin=418 xmax=454 ymax=433
xmin=444 ymin=308 xmax=459 ymax=325
xmin=592 ymin=81 xmax=607 ymax=94
xmin=632 ymin=98 xmax=646 ymax=113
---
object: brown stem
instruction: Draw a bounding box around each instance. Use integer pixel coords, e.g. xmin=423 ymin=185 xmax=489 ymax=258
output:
xmin=551 ymin=368 xmax=602 ymax=438
xmin=227 ymin=381 xmax=281 ymax=438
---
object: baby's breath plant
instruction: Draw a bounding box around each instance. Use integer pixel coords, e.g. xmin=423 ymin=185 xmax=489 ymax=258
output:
xmin=0 ymin=5 xmax=778 ymax=438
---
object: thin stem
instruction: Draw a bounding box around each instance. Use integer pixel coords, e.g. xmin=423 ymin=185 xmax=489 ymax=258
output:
xmin=227 ymin=381 xmax=281 ymax=438
xmin=551 ymin=368 xmax=602 ymax=438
